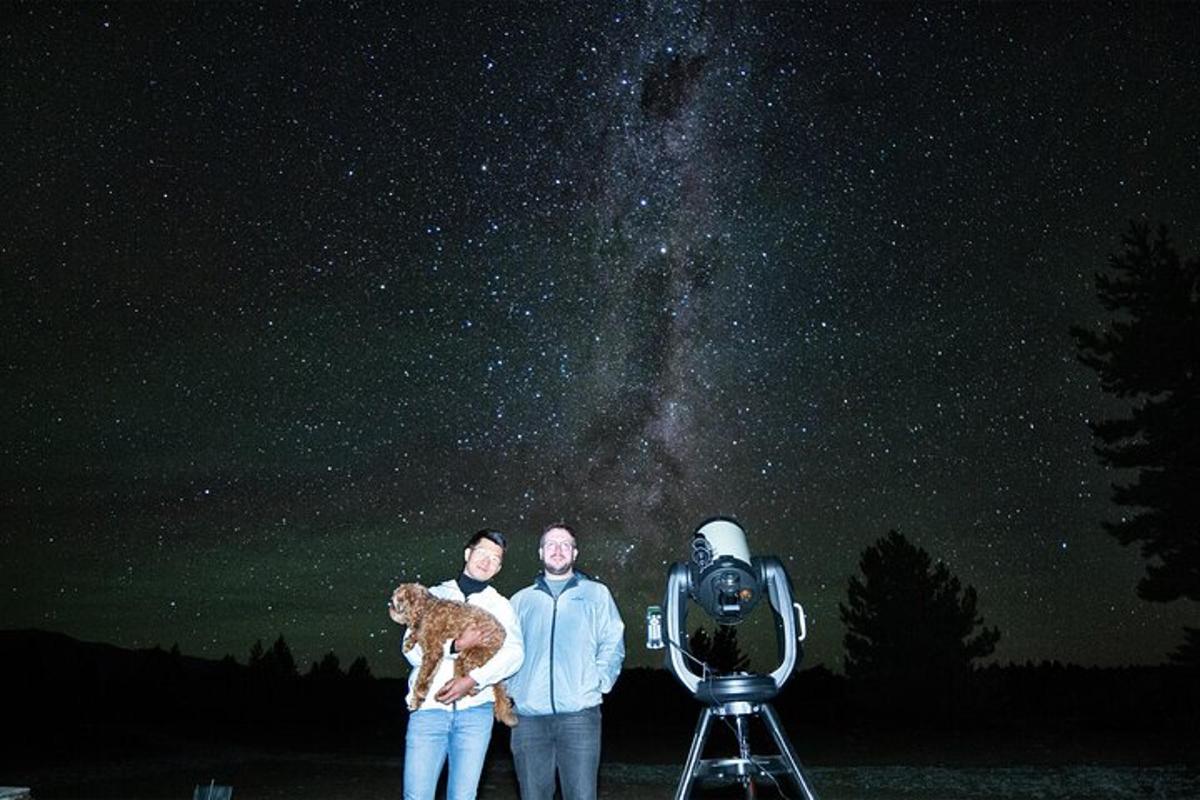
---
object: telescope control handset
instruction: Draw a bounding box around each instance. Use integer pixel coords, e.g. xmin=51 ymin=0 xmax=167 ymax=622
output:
xmin=646 ymin=605 xmax=665 ymax=650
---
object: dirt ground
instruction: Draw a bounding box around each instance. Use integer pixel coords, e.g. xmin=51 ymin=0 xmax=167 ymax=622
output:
xmin=9 ymin=750 xmax=1200 ymax=800
xmin=6 ymin=753 xmax=668 ymax=800
xmin=6 ymin=723 xmax=1199 ymax=800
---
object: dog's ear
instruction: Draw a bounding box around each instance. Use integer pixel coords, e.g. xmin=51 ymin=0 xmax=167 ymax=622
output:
xmin=410 ymin=585 xmax=432 ymax=617
xmin=396 ymin=584 xmax=428 ymax=618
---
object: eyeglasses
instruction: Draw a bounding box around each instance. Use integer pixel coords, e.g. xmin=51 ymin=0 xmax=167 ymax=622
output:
xmin=470 ymin=549 xmax=503 ymax=565
xmin=542 ymin=540 xmax=575 ymax=552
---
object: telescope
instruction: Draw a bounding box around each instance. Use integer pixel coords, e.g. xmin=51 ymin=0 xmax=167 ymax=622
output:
xmin=648 ymin=517 xmax=820 ymax=800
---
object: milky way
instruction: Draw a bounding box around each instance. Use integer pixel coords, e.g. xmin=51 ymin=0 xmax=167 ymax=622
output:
xmin=563 ymin=6 xmax=766 ymax=561
xmin=2 ymin=2 xmax=1198 ymax=676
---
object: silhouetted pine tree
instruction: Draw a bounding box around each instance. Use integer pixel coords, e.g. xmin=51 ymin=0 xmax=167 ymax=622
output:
xmin=840 ymin=530 xmax=999 ymax=720
xmin=688 ymin=627 xmax=713 ymax=670
xmin=267 ymin=635 xmax=298 ymax=679
xmin=347 ymin=656 xmax=373 ymax=681
xmin=1169 ymin=626 xmax=1200 ymax=668
xmin=712 ymin=626 xmax=751 ymax=673
xmin=249 ymin=635 xmax=298 ymax=681
xmin=248 ymin=639 xmax=265 ymax=670
xmin=688 ymin=625 xmax=750 ymax=674
xmin=1071 ymin=221 xmax=1200 ymax=657
xmin=308 ymin=651 xmax=344 ymax=680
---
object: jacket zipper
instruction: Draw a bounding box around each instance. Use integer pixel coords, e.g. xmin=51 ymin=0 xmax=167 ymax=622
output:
xmin=549 ymin=590 xmax=559 ymax=713
xmin=543 ymin=576 xmax=578 ymax=714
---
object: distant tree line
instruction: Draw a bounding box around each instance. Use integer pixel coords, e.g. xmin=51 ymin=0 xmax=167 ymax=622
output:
xmin=243 ymin=634 xmax=373 ymax=683
xmin=0 ymin=629 xmax=404 ymax=756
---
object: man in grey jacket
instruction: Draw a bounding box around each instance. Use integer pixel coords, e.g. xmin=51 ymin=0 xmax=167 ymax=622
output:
xmin=507 ymin=522 xmax=625 ymax=800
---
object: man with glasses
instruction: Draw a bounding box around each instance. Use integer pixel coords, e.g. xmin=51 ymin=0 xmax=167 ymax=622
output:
xmin=507 ymin=522 xmax=626 ymax=800
xmin=392 ymin=529 xmax=523 ymax=800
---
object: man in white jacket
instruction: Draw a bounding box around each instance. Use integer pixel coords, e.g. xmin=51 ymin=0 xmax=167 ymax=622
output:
xmin=390 ymin=529 xmax=524 ymax=800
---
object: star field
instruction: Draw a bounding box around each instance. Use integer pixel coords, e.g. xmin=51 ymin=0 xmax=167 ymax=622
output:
xmin=2 ymin=2 xmax=1198 ymax=676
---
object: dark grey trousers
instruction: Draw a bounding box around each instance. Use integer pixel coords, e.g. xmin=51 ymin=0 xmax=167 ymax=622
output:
xmin=510 ymin=705 xmax=602 ymax=800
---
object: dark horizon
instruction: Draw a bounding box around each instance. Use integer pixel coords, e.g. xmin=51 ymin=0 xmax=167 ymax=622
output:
xmin=3 ymin=2 xmax=1198 ymax=681
xmin=0 ymin=620 xmax=1190 ymax=681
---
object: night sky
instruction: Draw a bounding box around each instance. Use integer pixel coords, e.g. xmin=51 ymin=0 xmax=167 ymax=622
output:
xmin=3 ymin=2 xmax=1198 ymax=679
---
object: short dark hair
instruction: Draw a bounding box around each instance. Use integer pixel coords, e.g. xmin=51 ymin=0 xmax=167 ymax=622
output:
xmin=467 ymin=529 xmax=508 ymax=551
xmin=539 ymin=522 xmax=576 ymax=547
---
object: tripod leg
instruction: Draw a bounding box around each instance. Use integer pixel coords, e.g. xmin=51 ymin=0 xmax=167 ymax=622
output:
xmin=734 ymin=714 xmax=756 ymax=800
xmin=760 ymin=703 xmax=819 ymax=800
xmin=674 ymin=707 xmax=714 ymax=800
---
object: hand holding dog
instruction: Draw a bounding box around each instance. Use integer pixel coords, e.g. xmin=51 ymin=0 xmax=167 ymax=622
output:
xmin=435 ymin=675 xmax=478 ymax=703
xmin=454 ymin=625 xmax=494 ymax=652
xmin=388 ymin=581 xmax=518 ymax=725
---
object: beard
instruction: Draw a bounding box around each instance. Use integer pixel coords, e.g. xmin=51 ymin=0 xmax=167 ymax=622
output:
xmin=544 ymin=561 xmax=574 ymax=577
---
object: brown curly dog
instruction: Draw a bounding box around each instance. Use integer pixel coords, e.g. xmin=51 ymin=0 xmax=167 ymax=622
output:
xmin=389 ymin=582 xmax=517 ymax=727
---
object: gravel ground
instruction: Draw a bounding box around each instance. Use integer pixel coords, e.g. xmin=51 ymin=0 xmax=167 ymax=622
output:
xmin=8 ymin=752 xmax=1200 ymax=800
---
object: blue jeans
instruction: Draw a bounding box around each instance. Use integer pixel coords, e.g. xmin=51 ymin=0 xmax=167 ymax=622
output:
xmin=403 ymin=704 xmax=495 ymax=800
xmin=510 ymin=706 xmax=602 ymax=800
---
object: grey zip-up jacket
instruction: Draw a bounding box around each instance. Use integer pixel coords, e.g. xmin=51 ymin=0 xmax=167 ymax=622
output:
xmin=507 ymin=572 xmax=625 ymax=716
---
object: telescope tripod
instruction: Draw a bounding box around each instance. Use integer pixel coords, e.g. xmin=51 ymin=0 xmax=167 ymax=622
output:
xmin=674 ymin=699 xmax=819 ymax=800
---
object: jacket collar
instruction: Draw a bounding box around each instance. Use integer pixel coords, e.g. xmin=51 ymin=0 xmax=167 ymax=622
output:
xmin=456 ymin=572 xmax=491 ymax=599
xmin=534 ymin=570 xmax=589 ymax=595
xmin=438 ymin=577 xmax=495 ymax=601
